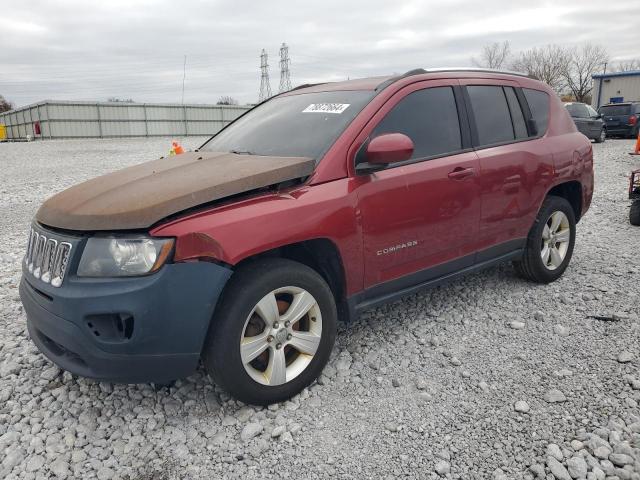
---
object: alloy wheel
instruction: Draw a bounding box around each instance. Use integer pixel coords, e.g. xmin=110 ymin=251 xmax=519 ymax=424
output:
xmin=541 ymin=211 xmax=571 ymax=270
xmin=240 ymin=287 xmax=322 ymax=386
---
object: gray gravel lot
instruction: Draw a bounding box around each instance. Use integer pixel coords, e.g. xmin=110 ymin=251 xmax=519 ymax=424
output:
xmin=1 ymin=137 xmax=639 ymax=480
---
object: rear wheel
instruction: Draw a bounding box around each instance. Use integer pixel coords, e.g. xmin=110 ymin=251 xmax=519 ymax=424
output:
xmin=514 ymin=196 xmax=576 ymax=283
xmin=630 ymin=200 xmax=640 ymax=226
xmin=202 ymin=258 xmax=337 ymax=405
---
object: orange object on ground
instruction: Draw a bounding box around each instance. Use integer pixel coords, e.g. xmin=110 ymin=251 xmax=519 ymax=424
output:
xmin=172 ymin=141 xmax=185 ymax=155
xmin=633 ymin=132 xmax=640 ymax=155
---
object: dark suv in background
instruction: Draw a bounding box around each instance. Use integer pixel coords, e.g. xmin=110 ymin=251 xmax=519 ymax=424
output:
xmin=599 ymin=102 xmax=640 ymax=138
xmin=565 ymin=102 xmax=606 ymax=143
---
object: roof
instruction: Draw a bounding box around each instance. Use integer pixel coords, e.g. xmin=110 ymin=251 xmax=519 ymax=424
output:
xmin=592 ymin=70 xmax=640 ymax=79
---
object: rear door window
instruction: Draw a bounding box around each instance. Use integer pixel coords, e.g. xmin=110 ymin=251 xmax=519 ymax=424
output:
xmin=372 ymin=86 xmax=462 ymax=160
xmin=504 ymin=87 xmax=528 ymax=139
xmin=523 ymin=88 xmax=550 ymax=136
xmin=466 ymin=85 xmax=514 ymax=146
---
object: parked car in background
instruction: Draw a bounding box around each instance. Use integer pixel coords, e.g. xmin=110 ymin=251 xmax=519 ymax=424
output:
xmin=598 ymin=102 xmax=640 ymax=138
xmin=20 ymin=68 xmax=594 ymax=405
xmin=565 ymin=102 xmax=606 ymax=143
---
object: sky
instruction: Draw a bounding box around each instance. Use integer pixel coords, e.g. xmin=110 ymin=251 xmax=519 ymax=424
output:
xmin=1 ymin=0 xmax=638 ymax=108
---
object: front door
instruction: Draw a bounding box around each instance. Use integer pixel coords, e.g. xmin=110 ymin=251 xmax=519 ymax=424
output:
xmin=353 ymin=81 xmax=481 ymax=290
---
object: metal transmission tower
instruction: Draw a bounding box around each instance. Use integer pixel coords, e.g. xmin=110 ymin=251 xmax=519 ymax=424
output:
xmin=259 ymin=49 xmax=272 ymax=102
xmin=278 ymin=43 xmax=292 ymax=93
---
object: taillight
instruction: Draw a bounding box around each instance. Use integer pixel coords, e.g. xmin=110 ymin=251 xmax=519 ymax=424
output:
xmin=630 ymin=115 xmax=638 ymax=126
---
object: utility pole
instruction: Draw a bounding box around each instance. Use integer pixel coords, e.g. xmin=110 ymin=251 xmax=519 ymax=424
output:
xmin=279 ymin=43 xmax=292 ymax=93
xmin=259 ymin=49 xmax=272 ymax=102
xmin=181 ymin=55 xmax=187 ymax=104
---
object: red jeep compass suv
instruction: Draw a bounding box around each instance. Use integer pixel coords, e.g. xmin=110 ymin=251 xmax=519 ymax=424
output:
xmin=20 ymin=68 xmax=593 ymax=405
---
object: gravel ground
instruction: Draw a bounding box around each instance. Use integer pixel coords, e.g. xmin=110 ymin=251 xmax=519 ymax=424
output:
xmin=0 ymin=137 xmax=639 ymax=480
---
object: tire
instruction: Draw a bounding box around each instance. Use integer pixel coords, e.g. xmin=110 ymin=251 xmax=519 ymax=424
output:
xmin=202 ymin=258 xmax=337 ymax=405
xmin=513 ymin=195 xmax=576 ymax=283
xmin=594 ymin=128 xmax=606 ymax=143
xmin=630 ymin=200 xmax=640 ymax=226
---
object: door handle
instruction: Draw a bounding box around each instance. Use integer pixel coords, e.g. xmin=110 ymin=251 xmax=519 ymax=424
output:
xmin=448 ymin=167 xmax=475 ymax=180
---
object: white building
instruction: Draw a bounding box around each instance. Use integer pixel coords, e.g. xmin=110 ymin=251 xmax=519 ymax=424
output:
xmin=592 ymin=70 xmax=640 ymax=109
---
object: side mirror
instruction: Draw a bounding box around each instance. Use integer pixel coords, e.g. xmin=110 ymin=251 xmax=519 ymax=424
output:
xmin=356 ymin=133 xmax=414 ymax=174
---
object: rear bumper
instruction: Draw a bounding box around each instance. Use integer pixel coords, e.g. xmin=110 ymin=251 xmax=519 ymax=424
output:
xmin=20 ymin=261 xmax=232 ymax=383
xmin=604 ymin=125 xmax=634 ymax=136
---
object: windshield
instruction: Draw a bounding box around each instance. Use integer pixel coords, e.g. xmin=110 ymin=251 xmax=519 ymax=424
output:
xmin=599 ymin=104 xmax=631 ymax=116
xmin=200 ymin=90 xmax=375 ymax=160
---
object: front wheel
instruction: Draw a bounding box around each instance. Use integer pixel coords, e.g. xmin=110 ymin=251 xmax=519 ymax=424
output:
xmin=595 ymin=128 xmax=606 ymax=143
xmin=513 ymin=195 xmax=576 ymax=283
xmin=202 ymin=258 xmax=337 ymax=405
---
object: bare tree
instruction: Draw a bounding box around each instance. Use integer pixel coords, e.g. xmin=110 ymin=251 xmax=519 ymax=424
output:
xmin=562 ymin=44 xmax=609 ymax=103
xmin=511 ymin=45 xmax=570 ymax=94
xmin=217 ymin=96 xmax=239 ymax=106
xmin=471 ymin=41 xmax=511 ymax=69
xmin=614 ymin=59 xmax=640 ymax=72
xmin=0 ymin=95 xmax=13 ymax=113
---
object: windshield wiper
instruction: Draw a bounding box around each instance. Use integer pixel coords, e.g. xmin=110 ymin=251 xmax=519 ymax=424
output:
xmin=230 ymin=149 xmax=255 ymax=155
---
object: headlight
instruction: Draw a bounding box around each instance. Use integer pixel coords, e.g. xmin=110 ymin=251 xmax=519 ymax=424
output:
xmin=77 ymin=236 xmax=174 ymax=277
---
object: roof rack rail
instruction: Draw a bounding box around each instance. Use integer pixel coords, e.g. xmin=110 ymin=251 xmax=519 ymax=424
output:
xmin=290 ymin=82 xmax=328 ymax=91
xmin=375 ymin=67 xmax=531 ymax=92
xmin=421 ymin=67 xmax=530 ymax=78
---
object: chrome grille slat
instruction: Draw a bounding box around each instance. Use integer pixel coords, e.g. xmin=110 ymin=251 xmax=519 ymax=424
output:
xmin=40 ymin=238 xmax=58 ymax=283
xmin=24 ymin=226 xmax=73 ymax=288
xmin=33 ymin=235 xmax=46 ymax=278
xmin=51 ymin=242 xmax=71 ymax=287
xmin=28 ymin=231 xmax=39 ymax=272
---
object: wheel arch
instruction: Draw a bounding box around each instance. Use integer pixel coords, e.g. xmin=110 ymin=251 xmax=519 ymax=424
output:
xmin=233 ymin=238 xmax=349 ymax=320
xmin=546 ymin=181 xmax=583 ymax=221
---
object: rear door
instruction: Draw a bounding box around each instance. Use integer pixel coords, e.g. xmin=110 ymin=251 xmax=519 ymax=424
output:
xmin=353 ymin=80 xmax=481 ymax=289
xmin=460 ymin=81 xmax=554 ymax=255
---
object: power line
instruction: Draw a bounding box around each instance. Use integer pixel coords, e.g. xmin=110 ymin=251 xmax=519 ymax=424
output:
xmin=279 ymin=43 xmax=292 ymax=93
xmin=259 ymin=49 xmax=272 ymax=102
xmin=181 ymin=55 xmax=187 ymax=104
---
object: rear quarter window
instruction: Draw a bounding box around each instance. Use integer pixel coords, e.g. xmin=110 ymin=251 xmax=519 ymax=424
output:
xmin=523 ymin=88 xmax=550 ymax=136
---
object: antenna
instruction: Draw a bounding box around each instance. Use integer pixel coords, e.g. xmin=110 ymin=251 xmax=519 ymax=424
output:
xmin=259 ymin=49 xmax=272 ymax=102
xmin=279 ymin=43 xmax=292 ymax=93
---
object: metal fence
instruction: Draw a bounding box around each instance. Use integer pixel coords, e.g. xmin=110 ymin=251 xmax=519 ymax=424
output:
xmin=0 ymin=100 xmax=251 ymax=140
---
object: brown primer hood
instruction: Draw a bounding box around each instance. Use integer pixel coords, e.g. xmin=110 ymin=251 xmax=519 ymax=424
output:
xmin=36 ymin=151 xmax=314 ymax=231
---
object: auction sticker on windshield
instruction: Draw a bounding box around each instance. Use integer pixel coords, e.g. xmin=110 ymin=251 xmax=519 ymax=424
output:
xmin=302 ymin=103 xmax=350 ymax=114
